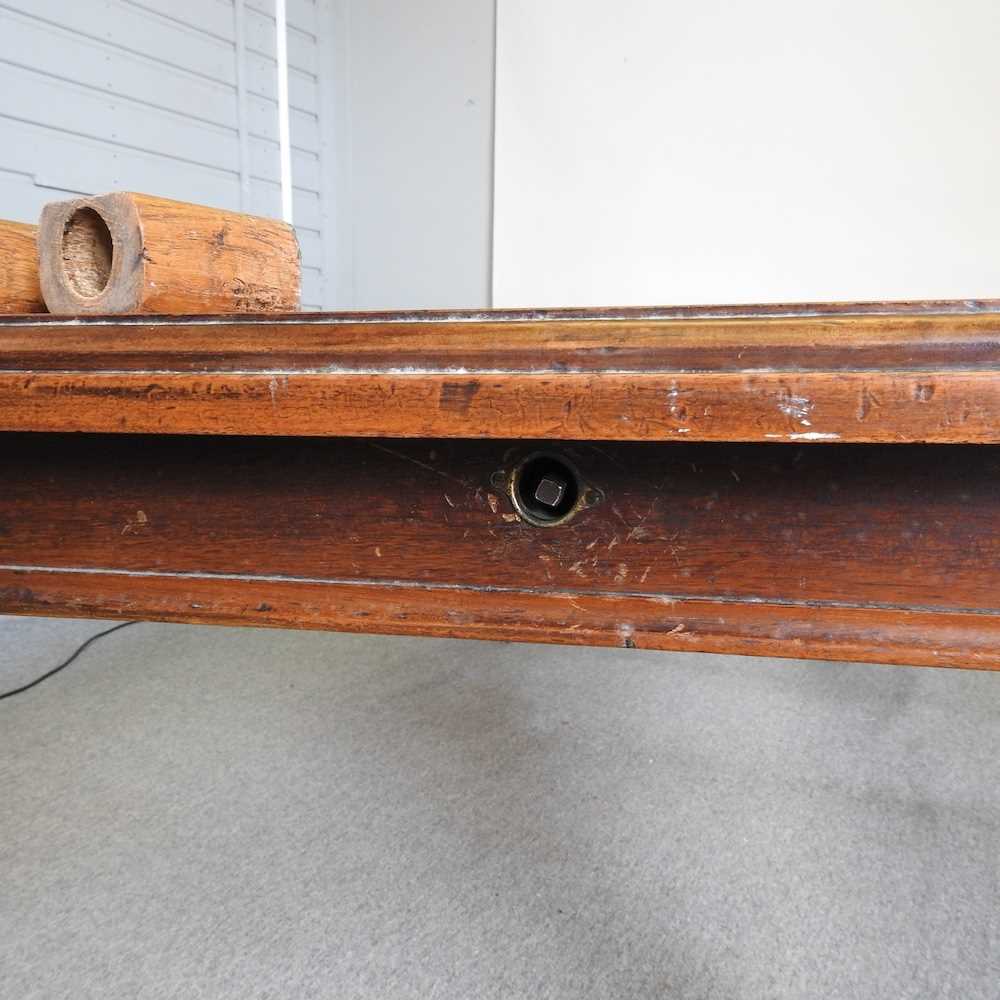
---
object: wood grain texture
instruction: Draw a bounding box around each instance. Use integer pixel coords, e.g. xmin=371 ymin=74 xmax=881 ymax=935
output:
xmin=1 ymin=301 xmax=1000 ymax=442
xmin=0 ymin=370 xmax=997 ymax=443
xmin=37 ymin=192 xmax=300 ymax=314
xmin=5 ymin=303 xmax=1000 ymax=371
xmin=5 ymin=569 xmax=999 ymax=669
xmin=2 ymin=433 xmax=998 ymax=669
xmin=0 ymin=220 xmax=44 ymax=314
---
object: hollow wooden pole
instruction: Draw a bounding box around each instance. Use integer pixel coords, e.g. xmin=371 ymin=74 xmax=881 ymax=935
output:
xmin=38 ymin=192 xmax=300 ymax=315
xmin=0 ymin=220 xmax=45 ymax=314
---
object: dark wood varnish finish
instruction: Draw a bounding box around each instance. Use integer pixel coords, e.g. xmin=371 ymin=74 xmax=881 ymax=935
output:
xmin=1 ymin=301 xmax=999 ymax=443
xmin=3 ymin=301 xmax=999 ymax=668
xmin=2 ymin=433 xmax=999 ymax=669
xmin=1 ymin=369 xmax=995 ymax=443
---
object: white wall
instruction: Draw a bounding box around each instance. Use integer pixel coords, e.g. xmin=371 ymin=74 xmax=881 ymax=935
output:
xmin=493 ymin=0 xmax=1000 ymax=307
xmin=330 ymin=0 xmax=496 ymax=309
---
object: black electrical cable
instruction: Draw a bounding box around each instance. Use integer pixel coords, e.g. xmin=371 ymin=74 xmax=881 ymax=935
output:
xmin=0 ymin=620 xmax=138 ymax=701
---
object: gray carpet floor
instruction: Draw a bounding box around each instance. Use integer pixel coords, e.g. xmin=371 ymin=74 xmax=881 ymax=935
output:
xmin=1 ymin=615 xmax=998 ymax=999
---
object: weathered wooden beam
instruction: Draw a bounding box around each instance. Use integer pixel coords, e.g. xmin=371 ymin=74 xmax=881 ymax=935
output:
xmin=0 ymin=220 xmax=44 ymax=314
xmin=37 ymin=192 xmax=300 ymax=314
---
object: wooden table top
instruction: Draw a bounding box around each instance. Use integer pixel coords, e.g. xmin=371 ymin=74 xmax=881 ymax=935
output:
xmin=1 ymin=299 xmax=998 ymax=442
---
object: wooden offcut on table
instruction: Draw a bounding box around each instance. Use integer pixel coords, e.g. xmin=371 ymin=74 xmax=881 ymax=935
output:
xmin=37 ymin=191 xmax=300 ymax=315
xmin=0 ymin=219 xmax=44 ymax=314
xmin=1 ymin=300 xmax=998 ymax=670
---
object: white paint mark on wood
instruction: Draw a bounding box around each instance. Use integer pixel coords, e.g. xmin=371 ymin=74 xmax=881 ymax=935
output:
xmin=777 ymin=389 xmax=814 ymax=426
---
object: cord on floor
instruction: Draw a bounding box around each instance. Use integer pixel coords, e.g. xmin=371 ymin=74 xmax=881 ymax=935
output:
xmin=0 ymin=621 xmax=138 ymax=701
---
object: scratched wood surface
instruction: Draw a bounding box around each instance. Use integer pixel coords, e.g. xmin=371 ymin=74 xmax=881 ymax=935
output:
xmin=1 ymin=300 xmax=999 ymax=442
xmin=3 ymin=433 xmax=998 ymax=669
